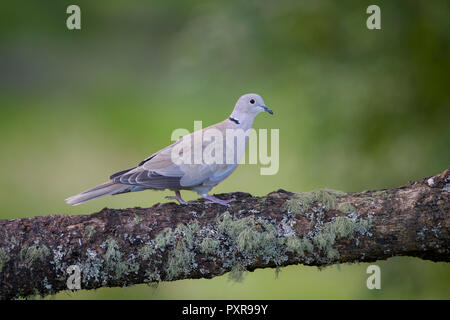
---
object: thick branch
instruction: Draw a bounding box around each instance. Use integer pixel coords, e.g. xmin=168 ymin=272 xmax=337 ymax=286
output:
xmin=0 ymin=168 xmax=449 ymax=300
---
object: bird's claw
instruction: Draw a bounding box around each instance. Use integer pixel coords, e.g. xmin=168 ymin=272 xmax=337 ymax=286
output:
xmin=165 ymin=195 xmax=188 ymax=205
xmin=204 ymin=197 xmax=235 ymax=207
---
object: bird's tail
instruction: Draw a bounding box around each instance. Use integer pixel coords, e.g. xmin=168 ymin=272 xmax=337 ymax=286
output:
xmin=65 ymin=181 xmax=130 ymax=206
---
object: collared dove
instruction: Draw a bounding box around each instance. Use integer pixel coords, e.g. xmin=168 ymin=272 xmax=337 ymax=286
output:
xmin=66 ymin=93 xmax=273 ymax=206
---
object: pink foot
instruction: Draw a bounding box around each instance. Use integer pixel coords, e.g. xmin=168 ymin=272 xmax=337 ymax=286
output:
xmin=165 ymin=191 xmax=188 ymax=205
xmin=203 ymin=195 xmax=235 ymax=207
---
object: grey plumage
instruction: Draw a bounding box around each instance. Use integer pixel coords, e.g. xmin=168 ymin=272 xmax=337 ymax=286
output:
xmin=65 ymin=93 xmax=273 ymax=206
xmin=65 ymin=182 xmax=130 ymax=206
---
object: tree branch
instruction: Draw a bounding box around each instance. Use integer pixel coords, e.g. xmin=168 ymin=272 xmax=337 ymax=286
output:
xmin=0 ymin=167 xmax=449 ymax=300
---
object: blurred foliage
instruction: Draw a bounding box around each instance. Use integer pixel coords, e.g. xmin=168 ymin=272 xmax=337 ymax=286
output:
xmin=0 ymin=0 xmax=449 ymax=299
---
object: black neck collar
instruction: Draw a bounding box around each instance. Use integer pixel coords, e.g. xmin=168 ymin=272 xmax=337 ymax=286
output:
xmin=229 ymin=117 xmax=240 ymax=124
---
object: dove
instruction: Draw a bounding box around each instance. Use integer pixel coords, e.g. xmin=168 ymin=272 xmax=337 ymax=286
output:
xmin=65 ymin=93 xmax=273 ymax=206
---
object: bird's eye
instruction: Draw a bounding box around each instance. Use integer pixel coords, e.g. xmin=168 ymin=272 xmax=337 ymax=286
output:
xmin=249 ymin=99 xmax=255 ymax=104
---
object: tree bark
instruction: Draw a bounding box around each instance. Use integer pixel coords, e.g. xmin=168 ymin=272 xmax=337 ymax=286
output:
xmin=0 ymin=167 xmax=449 ymax=300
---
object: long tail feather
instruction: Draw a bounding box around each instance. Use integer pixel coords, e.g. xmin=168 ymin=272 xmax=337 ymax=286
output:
xmin=65 ymin=181 xmax=130 ymax=206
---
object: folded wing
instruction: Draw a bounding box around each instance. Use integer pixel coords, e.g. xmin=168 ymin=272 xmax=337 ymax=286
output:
xmin=110 ymin=131 xmax=225 ymax=190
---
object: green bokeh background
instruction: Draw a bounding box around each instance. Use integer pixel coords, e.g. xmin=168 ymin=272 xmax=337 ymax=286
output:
xmin=1 ymin=0 xmax=449 ymax=299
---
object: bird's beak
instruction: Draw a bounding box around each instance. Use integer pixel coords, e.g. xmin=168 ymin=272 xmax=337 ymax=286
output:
xmin=262 ymin=106 xmax=273 ymax=115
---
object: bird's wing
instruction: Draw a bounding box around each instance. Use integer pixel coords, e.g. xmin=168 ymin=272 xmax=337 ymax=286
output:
xmin=111 ymin=140 xmax=185 ymax=189
xmin=111 ymin=121 xmax=233 ymax=189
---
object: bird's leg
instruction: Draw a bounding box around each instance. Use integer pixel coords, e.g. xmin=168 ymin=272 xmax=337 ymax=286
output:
xmin=203 ymin=194 xmax=235 ymax=207
xmin=165 ymin=190 xmax=188 ymax=205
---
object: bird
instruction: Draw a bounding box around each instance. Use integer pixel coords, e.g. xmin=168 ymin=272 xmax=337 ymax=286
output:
xmin=65 ymin=93 xmax=273 ymax=207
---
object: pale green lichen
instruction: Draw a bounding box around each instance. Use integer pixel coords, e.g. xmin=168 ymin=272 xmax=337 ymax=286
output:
xmin=217 ymin=211 xmax=254 ymax=238
xmin=214 ymin=210 xmax=371 ymax=277
xmin=165 ymin=223 xmax=200 ymax=280
xmin=0 ymin=248 xmax=9 ymax=272
xmin=216 ymin=212 xmax=286 ymax=266
xmin=200 ymin=238 xmax=219 ymax=255
xmin=228 ymin=263 xmax=247 ymax=282
xmin=332 ymin=216 xmax=370 ymax=238
xmin=84 ymin=225 xmax=96 ymax=240
xmin=137 ymin=243 xmax=161 ymax=282
xmin=321 ymin=188 xmax=346 ymax=197
xmin=138 ymin=244 xmax=156 ymax=260
xmin=142 ymin=225 xmax=190 ymax=281
xmin=144 ymin=203 xmax=371 ymax=283
xmin=149 ymin=213 xmax=285 ymax=282
xmin=103 ymin=238 xmax=139 ymax=279
xmin=443 ymin=183 xmax=450 ymax=192
xmin=166 ymin=243 xmax=195 ymax=280
xmin=236 ymin=223 xmax=278 ymax=259
xmin=20 ymin=244 xmax=50 ymax=268
xmin=337 ymin=202 xmax=356 ymax=214
xmin=143 ymin=268 xmax=161 ymax=283
xmin=283 ymin=189 xmax=345 ymax=215
xmin=285 ymin=235 xmax=314 ymax=256
xmin=78 ymin=249 xmax=104 ymax=284
xmin=312 ymin=216 xmax=371 ymax=263
xmin=154 ymin=228 xmax=175 ymax=250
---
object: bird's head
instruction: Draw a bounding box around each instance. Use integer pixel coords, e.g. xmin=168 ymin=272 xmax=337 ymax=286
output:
xmin=232 ymin=93 xmax=273 ymax=119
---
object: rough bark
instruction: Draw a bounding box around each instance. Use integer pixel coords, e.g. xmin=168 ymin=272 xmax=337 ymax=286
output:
xmin=0 ymin=168 xmax=449 ymax=300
